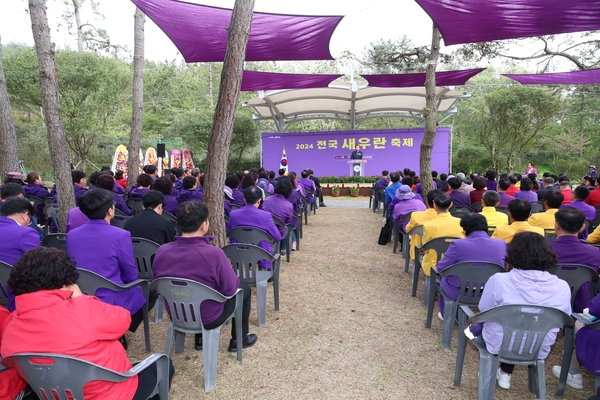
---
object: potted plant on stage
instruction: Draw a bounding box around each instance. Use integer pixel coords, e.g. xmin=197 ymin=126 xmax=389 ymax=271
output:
xmin=331 ymin=185 xmax=341 ymax=197
xmin=350 ymin=185 xmax=360 ymax=197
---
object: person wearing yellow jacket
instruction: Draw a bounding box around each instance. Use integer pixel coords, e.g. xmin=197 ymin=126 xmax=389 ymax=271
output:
xmin=528 ymin=191 xmax=563 ymax=230
xmin=405 ymin=190 xmax=438 ymax=261
xmin=492 ymin=199 xmax=544 ymax=243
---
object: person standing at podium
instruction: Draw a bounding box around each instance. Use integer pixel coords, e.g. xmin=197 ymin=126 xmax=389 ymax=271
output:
xmin=350 ymin=145 xmax=363 ymax=177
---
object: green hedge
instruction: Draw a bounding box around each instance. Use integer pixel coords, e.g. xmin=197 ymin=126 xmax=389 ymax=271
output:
xmin=318 ymin=176 xmax=378 ymax=184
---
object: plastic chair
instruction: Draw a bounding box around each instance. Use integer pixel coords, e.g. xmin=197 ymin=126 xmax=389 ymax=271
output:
xmin=486 ymin=226 xmax=496 ymax=237
xmin=293 ymin=210 xmax=303 ymax=243
xmin=42 ymin=233 xmax=67 ymax=252
xmin=151 ymin=277 xmax=243 ymax=392
xmin=449 ymin=206 xmax=472 ymax=216
xmin=373 ymin=188 xmax=385 ymax=212
xmin=305 ymin=187 xmax=317 ymax=215
xmin=272 ymin=215 xmax=292 ymax=263
xmin=471 ymin=202 xmax=482 ymax=212
xmin=43 ymin=204 xmax=60 ymax=234
xmin=403 ymin=225 xmax=423 ymax=273
xmin=126 ymin=198 xmax=144 ymax=215
xmin=222 ymin=243 xmax=278 ymax=328
xmin=413 ymin=236 xmax=459 ymax=308
xmin=132 ymin=237 xmax=160 ymax=281
xmin=297 ymin=192 xmax=309 ymax=225
xmin=454 ymin=304 xmax=572 ymax=400
xmin=231 ymin=204 xmax=242 ymax=211
xmin=0 ymin=261 xmax=12 ymax=308
xmin=547 ymin=264 xmax=599 ymax=309
xmin=3 ymin=352 xmax=170 ymax=400
xmin=113 ymin=208 xmax=127 ymax=217
xmin=531 ymin=201 xmax=545 ymax=214
xmin=227 ymin=225 xmax=281 ymax=270
xmin=110 ymin=215 xmax=130 ymax=229
xmin=76 ymin=268 xmax=151 ymax=352
xmin=161 ymin=211 xmax=181 ymax=235
xmin=393 ymin=212 xmax=412 ymax=254
xmin=496 ymin=206 xmax=509 ymax=217
xmin=544 ymin=228 xmax=557 ymax=241
xmin=435 ymin=261 xmax=506 ymax=349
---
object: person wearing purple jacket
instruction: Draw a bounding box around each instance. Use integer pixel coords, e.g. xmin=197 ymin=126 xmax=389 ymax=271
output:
xmin=226 ymin=174 xmax=245 ymax=208
xmin=53 ymin=170 xmax=88 ymax=206
xmin=153 ymin=176 xmax=179 ymax=216
xmin=561 ymin=186 xmax=595 ymax=240
xmin=128 ymin=174 xmax=153 ymax=199
xmin=497 ymin=178 xmax=515 ymax=207
xmin=549 ymin=208 xmax=600 ymax=313
xmin=263 ymin=177 xmax=294 ymax=252
xmin=467 ymin=232 xmax=571 ymax=390
xmin=177 ymin=176 xmax=203 ymax=203
xmin=227 ymin=186 xmax=283 ymax=269
xmin=485 ymin=170 xmax=498 ymax=191
xmin=447 ymin=177 xmax=471 ymax=207
xmin=24 ymin=172 xmax=52 ymax=220
xmin=257 ymin=171 xmax=274 ymax=195
xmin=391 ymin=185 xmax=426 ymax=231
xmin=96 ymin=174 xmax=131 ymax=216
xmin=436 ymin=213 xmax=506 ymax=319
xmin=65 ymin=207 xmax=88 ymax=233
xmin=297 ymin=170 xmax=316 ymax=204
xmin=66 ymin=188 xmax=148 ymax=333
xmin=513 ymin=177 xmax=538 ymax=203
xmin=373 ymin=170 xmax=390 ymax=202
xmin=152 ymin=201 xmax=256 ymax=352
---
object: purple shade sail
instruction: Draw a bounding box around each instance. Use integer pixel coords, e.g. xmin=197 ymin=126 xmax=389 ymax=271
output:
xmin=241 ymin=71 xmax=343 ymax=91
xmin=131 ymin=0 xmax=343 ymax=62
xmin=362 ymin=68 xmax=485 ymax=88
xmin=415 ymin=0 xmax=600 ymax=46
xmin=503 ymin=69 xmax=600 ymax=85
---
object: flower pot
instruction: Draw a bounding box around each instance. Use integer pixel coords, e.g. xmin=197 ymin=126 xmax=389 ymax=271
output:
xmin=350 ymin=193 xmax=359 ymax=197
xmin=331 ymin=192 xmax=340 ymax=197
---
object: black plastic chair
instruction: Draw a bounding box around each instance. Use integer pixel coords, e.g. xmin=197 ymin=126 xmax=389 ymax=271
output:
xmin=110 ymin=215 xmax=130 ymax=229
xmin=222 ymin=243 xmax=278 ymax=328
xmin=304 ymin=187 xmax=317 ymax=215
xmin=3 ymin=352 xmax=170 ymax=400
xmin=43 ymin=204 xmax=60 ymax=234
xmin=231 ymin=204 xmax=242 ymax=211
xmin=471 ymin=202 xmax=483 ymax=212
xmin=126 ymin=198 xmax=144 ymax=215
xmin=531 ymin=201 xmax=545 ymax=214
xmin=272 ymin=215 xmax=292 ymax=263
xmin=373 ymin=188 xmax=385 ymax=213
xmin=297 ymin=192 xmax=309 ymax=225
xmin=454 ymin=304 xmax=572 ymax=400
xmin=393 ymin=212 xmax=412 ymax=254
xmin=435 ymin=261 xmax=506 ymax=349
xmin=0 ymin=261 xmax=12 ymax=308
xmin=544 ymin=228 xmax=557 ymax=241
xmin=496 ymin=206 xmax=509 ymax=217
xmin=403 ymin=225 xmax=423 ymax=273
xmin=160 ymin=211 xmax=181 ymax=235
xmin=42 ymin=233 xmax=67 ymax=252
xmin=76 ymin=268 xmax=151 ymax=352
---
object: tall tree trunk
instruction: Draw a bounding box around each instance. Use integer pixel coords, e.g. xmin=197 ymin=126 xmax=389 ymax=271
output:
xmin=0 ymin=36 xmax=20 ymax=178
xmin=420 ymin=24 xmax=441 ymax=195
xmin=28 ymin=0 xmax=75 ymax=231
xmin=72 ymin=0 xmax=84 ymax=52
xmin=204 ymin=0 xmax=254 ymax=247
xmin=127 ymin=7 xmax=145 ymax=189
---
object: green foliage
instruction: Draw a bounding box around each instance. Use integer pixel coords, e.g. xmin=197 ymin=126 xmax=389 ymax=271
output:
xmin=452 ymin=145 xmax=492 ymax=174
xmin=319 ymin=176 xmax=378 ymax=184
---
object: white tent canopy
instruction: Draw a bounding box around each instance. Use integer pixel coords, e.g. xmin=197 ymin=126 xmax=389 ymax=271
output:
xmin=243 ymin=83 xmax=470 ymax=132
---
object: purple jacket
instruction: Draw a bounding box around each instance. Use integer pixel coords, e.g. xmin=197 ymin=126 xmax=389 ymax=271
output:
xmin=0 ymin=217 xmax=40 ymax=266
xmin=576 ymin=293 xmax=600 ymax=373
xmin=231 ymin=189 xmax=245 ymax=208
xmin=373 ymin=178 xmax=390 ymax=200
xmin=163 ymin=194 xmax=179 ymax=216
xmin=227 ymin=205 xmax=283 ymax=269
xmin=112 ymin=181 xmax=125 ymax=195
xmin=392 ymin=198 xmax=426 ymax=230
xmin=486 ymin=180 xmax=498 ymax=191
xmin=562 ymin=200 xmax=596 ymax=239
xmin=287 ymin=189 xmax=301 ymax=227
xmin=449 ymin=190 xmax=471 ymax=207
xmin=514 ymin=189 xmax=538 ymax=203
xmin=66 ymin=219 xmax=146 ymax=315
xmin=257 ymin=178 xmax=274 ymax=195
xmin=550 ymin=235 xmax=600 ymax=312
xmin=53 ymin=184 xmax=87 ymax=206
xmin=436 ymin=231 xmax=506 ymax=297
xmin=65 ymin=208 xmax=89 ymax=233
xmin=152 ymin=235 xmax=239 ymax=324
xmin=113 ymin=193 xmax=131 ymax=216
xmin=177 ymin=188 xmax=203 ymax=203
xmin=128 ymin=187 xmax=150 ymax=199
xmin=497 ymin=192 xmax=515 ymax=207
xmin=262 ymin=194 xmax=294 ymax=237
xmin=297 ymin=178 xmax=316 ymax=203
xmin=24 ymin=183 xmax=52 ymax=220
xmin=478 ymin=269 xmax=571 ymax=359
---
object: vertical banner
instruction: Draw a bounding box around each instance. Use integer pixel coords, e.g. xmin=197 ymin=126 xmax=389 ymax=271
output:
xmin=261 ymin=127 xmax=450 ymax=176
xmin=280 ymin=146 xmax=288 ymax=174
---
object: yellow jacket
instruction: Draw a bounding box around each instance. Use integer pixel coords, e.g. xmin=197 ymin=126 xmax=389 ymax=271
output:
xmin=480 ymin=207 xmax=509 ymax=229
xmin=588 ymin=225 xmax=600 ymax=244
xmin=405 ymin=208 xmax=437 ymax=260
xmin=421 ymin=213 xmax=464 ymax=276
xmin=491 ymin=221 xmax=544 ymax=243
xmin=528 ymin=208 xmax=559 ymax=230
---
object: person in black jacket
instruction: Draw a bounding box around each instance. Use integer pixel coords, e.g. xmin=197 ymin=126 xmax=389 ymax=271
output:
xmin=307 ymin=168 xmax=326 ymax=207
xmin=123 ymin=190 xmax=176 ymax=245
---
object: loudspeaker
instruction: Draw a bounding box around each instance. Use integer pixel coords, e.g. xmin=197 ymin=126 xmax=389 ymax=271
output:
xmin=157 ymin=143 xmax=166 ymax=158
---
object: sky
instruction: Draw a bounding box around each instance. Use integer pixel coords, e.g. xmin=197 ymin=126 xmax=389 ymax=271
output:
xmin=0 ymin=0 xmax=436 ymax=62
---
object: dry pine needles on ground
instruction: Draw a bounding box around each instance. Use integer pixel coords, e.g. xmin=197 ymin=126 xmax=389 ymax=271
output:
xmin=127 ymin=198 xmax=591 ymax=399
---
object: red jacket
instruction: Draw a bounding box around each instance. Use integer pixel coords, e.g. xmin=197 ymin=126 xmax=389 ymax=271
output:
xmin=0 ymin=308 xmax=26 ymax=400
xmin=1 ymin=290 xmax=137 ymax=400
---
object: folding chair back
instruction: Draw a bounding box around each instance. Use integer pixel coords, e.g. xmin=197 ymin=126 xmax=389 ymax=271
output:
xmin=0 ymin=261 xmax=12 ymax=308
xmin=548 ymin=263 xmax=599 ymax=308
xmin=110 ymin=215 xmax=130 ymax=229
xmin=42 ymin=233 xmax=67 ymax=252
xmin=530 ymin=201 xmax=545 ymax=214
xmin=272 ymin=215 xmax=292 ymax=262
xmin=132 ymin=237 xmax=161 ymax=281
xmin=126 ymin=198 xmax=144 ymax=215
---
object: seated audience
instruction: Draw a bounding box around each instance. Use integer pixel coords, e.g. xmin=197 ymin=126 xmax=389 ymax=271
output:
xmin=227 ymin=186 xmax=283 ymax=269
xmin=257 ymin=171 xmax=274 ymax=195
xmin=505 ymin=175 xmax=520 ymax=197
xmin=177 ymin=176 xmax=203 ymax=203
xmin=55 ymin=170 xmax=87 ymax=205
xmin=307 ymin=168 xmax=325 ymax=207
xmin=114 ymin=170 xmax=127 ymax=189
xmin=496 ymin=178 xmax=515 ymax=207
xmin=262 ymin=177 xmax=294 ymax=253
xmin=384 ymin=172 xmax=401 ymax=209
xmin=562 ymin=185 xmax=595 ymax=239
xmin=492 ymin=199 xmax=544 ymax=243
xmin=485 ymin=170 xmax=497 ymax=191
xmin=24 ymin=172 xmax=52 ymax=220
xmin=128 ymin=173 xmax=153 ymax=199
xmin=124 ymin=190 xmax=176 ymax=245
xmin=226 ymin=174 xmax=245 ymax=208
xmin=466 ymin=232 xmax=571 ymax=390
xmin=96 ymin=174 xmax=131 ymax=216
xmin=406 ymin=190 xmax=438 ymax=262
xmin=373 ymin=170 xmax=390 ymax=206
xmin=456 ymin=173 xmax=474 ymax=194
xmin=550 ymin=207 xmax=600 ymax=312
xmin=586 ymin=177 xmax=600 ymax=207
xmin=66 ymin=206 xmax=89 ymax=233
xmin=152 ymin=201 xmax=257 ymax=352
xmin=391 ymin=185 xmax=426 ymax=243
xmin=528 ymin=190 xmax=563 ymax=229
xmin=514 ymin=177 xmax=537 ymax=203
xmin=469 ymin=176 xmax=487 ymax=205
xmin=421 ymin=192 xmax=464 ymax=278
xmin=153 ymin=176 xmax=179 ymax=216
xmin=559 ymin=181 xmax=573 ymax=204
xmin=297 ymin=170 xmax=316 ymax=204
xmin=537 ymin=176 xmax=558 ymax=201
xmin=436 ymin=214 xmax=506 ymax=319
xmin=268 ymin=170 xmax=278 ymax=187
xmin=480 ymin=190 xmax=509 ymax=229
xmin=1 ymin=247 xmax=174 ymax=399
xmin=447 ymin=177 xmax=470 ymax=207
xmin=1 ymin=183 xmax=44 ymax=239
xmin=66 ymin=188 xmax=148 ymax=333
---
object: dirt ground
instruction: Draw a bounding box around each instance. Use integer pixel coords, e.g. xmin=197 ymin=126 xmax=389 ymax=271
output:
xmin=127 ymin=197 xmax=592 ymax=399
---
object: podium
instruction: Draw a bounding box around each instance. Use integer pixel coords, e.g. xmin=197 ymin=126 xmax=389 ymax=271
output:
xmin=348 ymin=159 xmax=367 ymax=177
